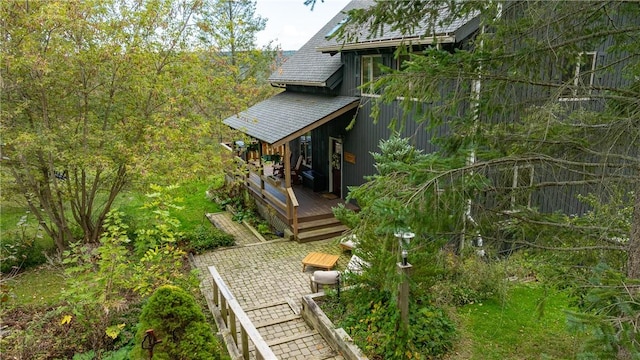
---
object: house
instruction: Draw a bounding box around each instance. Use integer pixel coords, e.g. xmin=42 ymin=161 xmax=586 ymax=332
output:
xmin=222 ymin=0 xmax=635 ymax=242
xmin=222 ymin=0 xmax=482 ymax=241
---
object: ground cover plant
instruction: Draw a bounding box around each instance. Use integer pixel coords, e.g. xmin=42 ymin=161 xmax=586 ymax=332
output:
xmin=0 ymin=182 xmax=230 ymax=358
xmin=322 ymin=286 xmax=456 ymax=359
xmin=207 ymin=178 xmax=282 ymax=239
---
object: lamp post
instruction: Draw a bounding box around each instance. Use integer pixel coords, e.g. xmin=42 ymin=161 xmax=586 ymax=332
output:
xmin=394 ymin=230 xmax=414 ymax=331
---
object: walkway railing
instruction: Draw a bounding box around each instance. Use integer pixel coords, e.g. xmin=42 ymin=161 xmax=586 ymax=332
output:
xmin=208 ymin=265 xmax=277 ymax=360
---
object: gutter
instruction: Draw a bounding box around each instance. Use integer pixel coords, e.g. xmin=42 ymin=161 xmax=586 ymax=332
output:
xmin=270 ymin=80 xmax=327 ymax=88
xmin=317 ymin=34 xmax=456 ymax=53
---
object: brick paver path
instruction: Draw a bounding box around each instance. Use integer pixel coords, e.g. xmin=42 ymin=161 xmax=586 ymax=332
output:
xmin=193 ymin=212 xmax=351 ymax=359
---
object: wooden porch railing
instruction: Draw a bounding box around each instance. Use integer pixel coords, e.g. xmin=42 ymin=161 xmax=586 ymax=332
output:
xmin=209 ymin=265 xmax=277 ymax=360
xmin=224 ymin=150 xmax=300 ymax=236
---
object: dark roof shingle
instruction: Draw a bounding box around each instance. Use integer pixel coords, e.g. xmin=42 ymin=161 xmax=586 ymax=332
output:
xmin=223 ymin=92 xmax=359 ymax=146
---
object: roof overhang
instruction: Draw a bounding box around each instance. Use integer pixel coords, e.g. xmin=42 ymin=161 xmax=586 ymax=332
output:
xmin=317 ymin=34 xmax=456 ymax=53
xmin=223 ymin=92 xmax=360 ymax=148
xmin=269 ymin=64 xmax=344 ymax=90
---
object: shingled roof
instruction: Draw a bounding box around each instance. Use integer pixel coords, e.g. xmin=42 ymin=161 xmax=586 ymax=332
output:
xmin=268 ymin=0 xmax=479 ymax=84
xmin=222 ymin=92 xmax=359 ymax=147
xmin=267 ymin=1 xmax=364 ymax=88
xmin=317 ymin=2 xmax=480 ymax=53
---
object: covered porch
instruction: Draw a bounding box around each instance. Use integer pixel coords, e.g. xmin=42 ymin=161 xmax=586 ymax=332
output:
xmin=223 ymin=153 xmax=356 ymax=241
xmin=222 ymin=92 xmax=360 ymax=241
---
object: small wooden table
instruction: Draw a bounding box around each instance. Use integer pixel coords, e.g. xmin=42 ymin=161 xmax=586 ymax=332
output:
xmin=302 ymin=252 xmax=340 ymax=272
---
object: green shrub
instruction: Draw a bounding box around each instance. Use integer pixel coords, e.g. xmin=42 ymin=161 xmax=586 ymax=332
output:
xmin=130 ymin=285 xmax=221 ymax=360
xmin=0 ymin=232 xmax=47 ymax=273
xmin=0 ymin=213 xmax=50 ymax=273
xmin=181 ymin=225 xmax=235 ymax=254
xmin=328 ymin=287 xmax=456 ymax=359
xmin=432 ymin=252 xmax=509 ymax=306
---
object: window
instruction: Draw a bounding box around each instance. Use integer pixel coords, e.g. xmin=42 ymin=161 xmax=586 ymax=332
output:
xmin=559 ymin=52 xmax=596 ymax=99
xmin=495 ymin=164 xmax=534 ymax=210
xmin=361 ymin=55 xmax=383 ymax=96
xmin=300 ymin=133 xmax=312 ymax=167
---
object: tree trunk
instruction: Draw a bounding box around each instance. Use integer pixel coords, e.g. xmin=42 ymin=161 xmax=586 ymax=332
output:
xmin=626 ymin=183 xmax=640 ymax=279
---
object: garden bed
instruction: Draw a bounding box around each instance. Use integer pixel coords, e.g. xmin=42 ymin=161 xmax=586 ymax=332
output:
xmin=300 ymin=292 xmax=369 ymax=360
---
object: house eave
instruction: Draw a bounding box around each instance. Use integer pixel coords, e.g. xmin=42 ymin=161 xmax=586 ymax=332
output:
xmin=271 ymin=100 xmax=359 ymax=147
xmin=269 ymin=80 xmax=327 ymax=88
xmin=317 ymin=34 xmax=456 ymax=53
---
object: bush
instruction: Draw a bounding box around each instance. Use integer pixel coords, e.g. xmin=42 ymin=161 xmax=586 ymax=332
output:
xmin=432 ymin=252 xmax=509 ymax=306
xmin=0 ymin=233 xmax=47 ymax=273
xmin=130 ymin=285 xmax=221 ymax=360
xmin=181 ymin=225 xmax=235 ymax=254
xmin=327 ymin=287 xmax=456 ymax=359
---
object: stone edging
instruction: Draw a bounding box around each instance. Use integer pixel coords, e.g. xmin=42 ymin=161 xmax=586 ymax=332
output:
xmin=301 ymin=293 xmax=369 ymax=360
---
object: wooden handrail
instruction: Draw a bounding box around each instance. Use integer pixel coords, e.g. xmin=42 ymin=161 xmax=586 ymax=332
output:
xmin=208 ymin=266 xmax=277 ymax=360
xmin=286 ymin=187 xmax=299 ymax=237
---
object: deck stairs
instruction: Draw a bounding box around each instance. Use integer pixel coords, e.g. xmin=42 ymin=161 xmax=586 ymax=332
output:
xmin=295 ymin=213 xmax=349 ymax=243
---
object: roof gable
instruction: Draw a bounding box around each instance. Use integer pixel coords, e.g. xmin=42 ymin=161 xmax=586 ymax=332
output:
xmin=268 ymin=1 xmax=480 ymax=85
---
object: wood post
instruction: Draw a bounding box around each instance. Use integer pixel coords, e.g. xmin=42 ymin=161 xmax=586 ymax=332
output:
xmin=230 ymin=310 xmax=237 ymax=344
xmin=397 ymin=262 xmax=412 ymax=331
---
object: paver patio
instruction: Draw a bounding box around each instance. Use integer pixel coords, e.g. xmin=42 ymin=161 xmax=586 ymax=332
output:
xmin=192 ymin=212 xmax=352 ymax=359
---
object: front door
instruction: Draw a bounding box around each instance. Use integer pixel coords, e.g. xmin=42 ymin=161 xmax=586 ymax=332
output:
xmin=329 ymin=137 xmax=342 ymax=198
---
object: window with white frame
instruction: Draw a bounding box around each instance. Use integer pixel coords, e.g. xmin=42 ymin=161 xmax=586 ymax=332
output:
xmin=361 ymin=55 xmax=383 ymax=96
xmin=559 ymin=51 xmax=596 ymax=99
xmin=300 ymin=132 xmax=312 ymax=167
xmin=495 ymin=164 xmax=534 ymax=210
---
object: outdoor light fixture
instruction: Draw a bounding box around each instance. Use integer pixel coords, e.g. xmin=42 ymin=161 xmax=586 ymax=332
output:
xmin=394 ymin=230 xmax=415 ymax=330
xmin=395 ymin=230 xmax=415 ymax=265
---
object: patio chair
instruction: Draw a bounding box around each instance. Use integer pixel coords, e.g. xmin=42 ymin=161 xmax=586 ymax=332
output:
xmin=339 ymin=234 xmax=358 ymax=252
xmin=310 ymin=270 xmax=340 ymax=293
xmin=291 ymin=155 xmax=303 ymax=184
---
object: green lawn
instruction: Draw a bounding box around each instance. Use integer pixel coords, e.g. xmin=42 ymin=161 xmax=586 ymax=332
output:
xmin=3 ymin=266 xmax=65 ymax=307
xmin=114 ymin=180 xmax=222 ymax=230
xmin=453 ymin=283 xmax=584 ymax=359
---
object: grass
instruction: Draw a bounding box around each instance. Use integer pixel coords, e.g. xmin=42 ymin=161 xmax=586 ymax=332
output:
xmin=114 ymin=180 xmax=222 ymax=230
xmin=452 ymin=282 xmax=584 ymax=359
xmin=3 ymin=265 xmax=65 ymax=307
xmin=1 ymin=202 xmax=56 ymax=255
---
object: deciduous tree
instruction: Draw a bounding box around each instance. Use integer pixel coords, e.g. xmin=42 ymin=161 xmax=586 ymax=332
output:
xmin=0 ymin=0 xmax=239 ymax=251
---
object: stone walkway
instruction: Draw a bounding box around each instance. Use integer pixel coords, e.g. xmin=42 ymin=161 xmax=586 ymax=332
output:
xmin=193 ymin=212 xmax=351 ymax=359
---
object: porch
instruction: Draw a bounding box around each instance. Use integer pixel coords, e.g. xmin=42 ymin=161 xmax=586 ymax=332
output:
xmin=225 ymin=150 xmax=356 ymax=242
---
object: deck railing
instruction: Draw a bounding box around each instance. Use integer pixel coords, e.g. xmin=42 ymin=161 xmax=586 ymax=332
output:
xmin=224 ymin=150 xmax=300 ymax=236
xmin=209 ymin=265 xmax=277 ymax=360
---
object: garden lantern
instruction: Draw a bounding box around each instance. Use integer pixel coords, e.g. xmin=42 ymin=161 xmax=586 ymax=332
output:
xmin=394 ymin=230 xmax=414 ymax=330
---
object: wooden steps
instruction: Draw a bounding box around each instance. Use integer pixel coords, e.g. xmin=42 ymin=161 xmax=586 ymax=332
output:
xmin=296 ymin=215 xmax=348 ymax=243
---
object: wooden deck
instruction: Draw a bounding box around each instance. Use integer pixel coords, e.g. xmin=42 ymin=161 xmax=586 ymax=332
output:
xmin=225 ymin=154 xmax=357 ymax=241
xmin=245 ymin=170 xmax=354 ymax=221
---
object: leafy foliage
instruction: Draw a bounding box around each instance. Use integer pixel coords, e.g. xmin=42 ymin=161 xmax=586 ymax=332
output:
xmin=0 ymin=214 xmax=47 ymax=273
xmin=1 ymin=0 xmax=277 ymax=252
xmin=567 ymin=264 xmax=640 ymax=358
xmin=180 ymin=224 xmax=235 ymax=254
xmin=337 ymin=1 xmax=639 ymax=272
xmin=432 ymin=252 xmax=509 ymax=306
xmin=134 ymin=184 xmax=185 ymax=257
xmin=130 ymin=285 xmax=221 ymax=360
xmin=324 ymin=287 xmax=456 ymax=359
